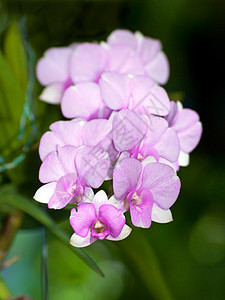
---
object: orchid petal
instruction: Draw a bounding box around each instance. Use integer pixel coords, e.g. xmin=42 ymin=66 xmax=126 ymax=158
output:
xmin=113 ymin=158 xmax=142 ymax=199
xmin=70 ymin=204 xmax=97 ymax=238
xmin=70 ymin=232 xmax=96 ymax=248
xmin=33 ymin=182 xmax=56 ymax=204
xmin=106 ymin=224 xmax=132 ymax=241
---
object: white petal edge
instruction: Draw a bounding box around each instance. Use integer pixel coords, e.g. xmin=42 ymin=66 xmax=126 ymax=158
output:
xmin=107 ymin=224 xmax=132 ymax=241
xmin=178 ymin=151 xmax=190 ymax=167
xmin=39 ymin=84 xmax=63 ymax=104
xmin=33 ymin=182 xmax=57 ymax=204
xmin=70 ymin=232 xmax=96 ymax=248
xmin=151 ymin=203 xmax=173 ymax=223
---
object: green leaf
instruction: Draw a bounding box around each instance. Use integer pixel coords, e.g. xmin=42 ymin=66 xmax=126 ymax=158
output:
xmin=0 ymin=184 xmax=104 ymax=277
xmin=119 ymin=229 xmax=175 ymax=300
xmin=4 ymin=22 xmax=28 ymax=92
xmin=0 ymin=51 xmax=26 ymax=156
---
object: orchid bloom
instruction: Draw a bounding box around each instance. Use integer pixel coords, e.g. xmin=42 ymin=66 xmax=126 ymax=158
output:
xmin=34 ymin=145 xmax=110 ymax=209
xmin=113 ymin=157 xmax=181 ymax=228
xmin=70 ymin=190 xmax=132 ymax=247
xmin=107 ymin=29 xmax=169 ymax=84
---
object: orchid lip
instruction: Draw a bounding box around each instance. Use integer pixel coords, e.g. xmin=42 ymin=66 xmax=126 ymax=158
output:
xmin=91 ymin=219 xmax=109 ymax=240
xmin=130 ymin=192 xmax=142 ymax=206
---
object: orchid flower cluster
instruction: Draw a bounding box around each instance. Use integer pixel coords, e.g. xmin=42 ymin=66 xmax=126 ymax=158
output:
xmin=34 ymin=30 xmax=202 ymax=248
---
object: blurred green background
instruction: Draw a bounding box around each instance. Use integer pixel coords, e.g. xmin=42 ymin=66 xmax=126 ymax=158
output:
xmin=0 ymin=0 xmax=225 ymax=299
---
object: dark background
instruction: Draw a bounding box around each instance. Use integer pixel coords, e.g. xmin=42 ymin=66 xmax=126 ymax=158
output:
xmin=0 ymin=1 xmax=225 ymax=299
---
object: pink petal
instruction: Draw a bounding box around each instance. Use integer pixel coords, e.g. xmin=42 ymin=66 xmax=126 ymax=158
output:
xmin=61 ymin=83 xmax=104 ymax=120
xmin=137 ymin=34 xmax=162 ymax=64
xmin=48 ymin=173 xmax=77 ymax=209
xmin=113 ymin=158 xmax=142 ymax=199
xmin=36 ymin=47 xmax=72 ymax=85
xmin=112 ymin=109 xmax=148 ymax=152
xmin=99 ymin=72 xmax=130 ymax=110
xmin=33 ymin=182 xmax=56 ymax=204
xmin=50 ymin=120 xmax=84 ymax=147
xmin=82 ymin=119 xmax=112 ymax=147
xmin=39 ymin=131 xmax=62 ymax=161
xmin=70 ymin=204 xmax=97 ymax=238
xmin=140 ymin=162 xmax=181 ymax=210
xmin=39 ymin=145 xmax=77 ymax=183
xmin=131 ymin=76 xmax=170 ymax=116
xmin=99 ymin=204 xmax=125 ymax=238
xmin=106 ymin=224 xmax=132 ymax=241
xmin=39 ymin=83 xmax=64 ymax=104
xmin=107 ymin=29 xmax=137 ymax=50
xmin=75 ymin=146 xmax=110 ymax=188
xmin=130 ymin=190 xmax=154 ymax=228
xmin=118 ymin=52 xmax=145 ymax=75
xmin=106 ymin=44 xmax=131 ymax=71
xmin=145 ymin=52 xmax=170 ymax=85
xmin=70 ymin=232 xmax=96 ymax=248
xmin=70 ymin=43 xmax=107 ymax=83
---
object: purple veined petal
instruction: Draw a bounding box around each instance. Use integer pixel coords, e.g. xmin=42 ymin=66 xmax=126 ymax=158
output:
xmin=129 ymin=190 xmax=154 ymax=228
xmin=140 ymin=162 xmax=181 ymax=210
xmin=106 ymin=224 xmax=132 ymax=241
xmin=131 ymin=79 xmax=170 ymax=116
xmin=99 ymin=204 xmax=125 ymax=238
xmin=70 ymin=204 xmax=97 ymax=238
xmin=39 ymin=83 xmax=64 ymax=104
xmin=92 ymin=190 xmax=109 ymax=214
xmin=70 ymin=232 xmax=96 ymax=248
xmin=39 ymin=145 xmax=78 ymax=183
xmin=70 ymin=43 xmax=107 ymax=83
xmin=178 ymin=151 xmax=190 ymax=167
xmin=112 ymin=109 xmax=148 ymax=152
xmin=36 ymin=47 xmax=73 ymax=86
xmin=151 ymin=203 xmax=173 ymax=223
xmin=33 ymin=182 xmax=57 ymax=204
xmin=107 ymin=29 xmax=137 ymax=50
xmin=50 ymin=120 xmax=84 ymax=148
xmin=48 ymin=173 xmax=78 ymax=209
xmin=61 ymin=82 xmax=104 ymax=120
xmin=82 ymin=119 xmax=112 ymax=147
xmin=113 ymin=157 xmax=142 ymax=200
xmin=145 ymin=51 xmax=170 ymax=85
xmin=99 ymin=72 xmax=130 ymax=110
xmin=75 ymin=146 xmax=110 ymax=188
xmin=135 ymin=32 xmax=162 ymax=64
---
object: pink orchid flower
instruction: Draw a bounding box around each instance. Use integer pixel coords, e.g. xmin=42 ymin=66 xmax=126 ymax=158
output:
xmin=113 ymin=157 xmax=181 ymax=228
xmin=70 ymin=190 xmax=132 ymax=248
xmin=34 ymin=145 xmax=110 ymax=209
